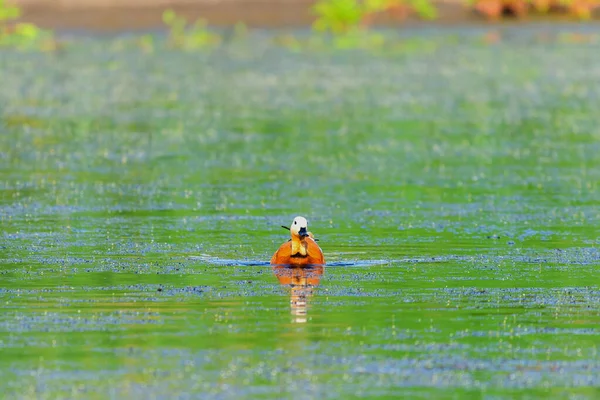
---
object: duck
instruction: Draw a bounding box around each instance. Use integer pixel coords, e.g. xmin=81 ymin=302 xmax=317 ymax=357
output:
xmin=270 ymin=216 xmax=325 ymax=266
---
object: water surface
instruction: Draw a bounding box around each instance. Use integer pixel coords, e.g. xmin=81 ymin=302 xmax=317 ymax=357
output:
xmin=1 ymin=26 xmax=600 ymax=399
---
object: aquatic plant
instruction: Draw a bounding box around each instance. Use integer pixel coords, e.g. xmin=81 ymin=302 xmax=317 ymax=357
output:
xmin=309 ymin=0 xmax=437 ymax=49
xmin=274 ymin=24 xmax=448 ymax=54
xmin=232 ymin=21 xmax=249 ymax=42
xmin=0 ymin=0 xmax=56 ymax=50
xmin=162 ymin=9 xmax=221 ymax=51
xmin=312 ymin=0 xmax=437 ymax=34
xmin=136 ymin=34 xmax=155 ymax=54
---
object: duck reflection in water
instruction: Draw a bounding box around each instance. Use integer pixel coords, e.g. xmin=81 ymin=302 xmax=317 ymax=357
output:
xmin=272 ymin=264 xmax=324 ymax=323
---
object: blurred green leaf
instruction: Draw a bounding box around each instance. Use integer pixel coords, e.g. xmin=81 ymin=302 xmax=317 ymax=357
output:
xmin=410 ymin=0 xmax=438 ymax=19
xmin=312 ymin=0 xmax=439 ymax=41
xmin=0 ymin=2 xmax=21 ymax=21
xmin=161 ymin=9 xmax=221 ymax=51
xmin=162 ymin=9 xmax=177 ymax=25
xmin=312 ymin=0 xmax=365 ymax=34
xmin=0 ymin=1 xmax=56 ymax=51
xmin=364 ymin=0 xmax=388 ymax=12
xmin=14 ymin=23 xmax=40 ymax=39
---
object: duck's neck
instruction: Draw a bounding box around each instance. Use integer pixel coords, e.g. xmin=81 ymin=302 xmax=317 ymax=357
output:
xmin=291 ymin=236 xmax=307 ymax=256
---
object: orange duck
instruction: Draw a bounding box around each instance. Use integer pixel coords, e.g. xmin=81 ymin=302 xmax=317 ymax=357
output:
xmin=270 ymin=216 xmax=325 ymax=266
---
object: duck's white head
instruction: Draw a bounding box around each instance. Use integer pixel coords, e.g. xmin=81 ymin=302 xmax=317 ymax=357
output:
xmin=290 ymin=216 xmax=309 ymax=238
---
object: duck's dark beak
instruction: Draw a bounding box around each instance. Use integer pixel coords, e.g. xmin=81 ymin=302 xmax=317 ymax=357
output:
xmin=298 ymin=227 xmax=309 ymax=238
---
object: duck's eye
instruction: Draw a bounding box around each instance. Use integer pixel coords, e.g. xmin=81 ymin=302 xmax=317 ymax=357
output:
xmin=294 ymin=221 xmax=297 ymax=225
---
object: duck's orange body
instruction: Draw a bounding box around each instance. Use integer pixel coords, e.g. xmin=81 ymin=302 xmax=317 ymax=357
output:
xmin=270 ymin=216 xmax=325 ymax=266
xmin=270 ymin=237 xmax=325 ymax=266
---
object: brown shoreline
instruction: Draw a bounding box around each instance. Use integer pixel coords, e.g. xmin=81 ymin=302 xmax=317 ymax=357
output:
xmin=11 ymin=0 xmax=600 ymax=32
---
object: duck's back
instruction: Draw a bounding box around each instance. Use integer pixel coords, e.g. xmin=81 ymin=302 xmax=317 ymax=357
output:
xmin=270 ymin=238 xmax=325 ymax=266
